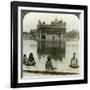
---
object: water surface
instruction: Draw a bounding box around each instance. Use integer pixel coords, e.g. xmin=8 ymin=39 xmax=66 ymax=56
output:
xmin=23 ymin=40 xmax=79 ymax=77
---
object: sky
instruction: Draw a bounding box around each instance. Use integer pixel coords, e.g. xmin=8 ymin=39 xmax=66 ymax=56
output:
xmin=23 ymin=12 xmax=80 ymax=32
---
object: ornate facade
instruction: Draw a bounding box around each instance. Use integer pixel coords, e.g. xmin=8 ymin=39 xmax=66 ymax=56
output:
xmin=37 ymin=19 xmax=66 ymax=41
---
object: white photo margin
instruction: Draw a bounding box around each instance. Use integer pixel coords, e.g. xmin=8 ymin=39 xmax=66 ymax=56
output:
xmin=18 ymin=6 xmax=84 ymax=83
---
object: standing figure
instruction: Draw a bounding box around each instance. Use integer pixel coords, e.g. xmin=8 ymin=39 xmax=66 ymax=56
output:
xmin=45 ymin=56 xmax=56 ymax=70
xmin=27 ymin=53 xmax=36 ymax=66
xmin=69 ymin=52 xmax=79 ymax=68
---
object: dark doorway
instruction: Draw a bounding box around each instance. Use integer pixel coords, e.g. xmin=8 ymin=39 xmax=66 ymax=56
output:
xmin=42 ymin=34 xmax=46 ymax=40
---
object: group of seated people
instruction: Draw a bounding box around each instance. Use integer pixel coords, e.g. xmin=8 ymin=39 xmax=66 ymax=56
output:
xmin=23 ymin=53 xmax=56 ymax=70
xmin=23 ymin=53 xmax=36 ymax=66
xmin=23 ymin=52 xmax=79 ymax=70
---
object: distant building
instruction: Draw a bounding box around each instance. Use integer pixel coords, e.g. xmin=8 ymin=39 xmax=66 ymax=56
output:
xmin=23 ymin=32 xmax=30 ymax=40
xmin=30 ymin=30 xmax=37 ymax=40
xmin=37 ymin=19 xmax=66 ymax=41
xmin=65 ymin=30 xmax=79 ymax=41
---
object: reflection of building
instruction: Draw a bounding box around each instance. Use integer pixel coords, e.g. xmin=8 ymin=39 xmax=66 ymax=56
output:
xmin=37 ymin=19 xmax=66 ymax=41
xmin=37 ymin=41 xmax=66 ymax=60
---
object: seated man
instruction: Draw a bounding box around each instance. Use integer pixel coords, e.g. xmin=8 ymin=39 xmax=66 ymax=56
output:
xmin=26 ymin=53 xmax=36 ymax=66
xmin=45 ymin=56 xmax=56 ymax=70
xmin=69 ymin=52 xmax=79 ymax=68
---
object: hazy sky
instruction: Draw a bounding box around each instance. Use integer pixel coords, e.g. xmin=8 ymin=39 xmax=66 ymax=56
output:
xmin=23 ymin=12 xmax=80 ymax=32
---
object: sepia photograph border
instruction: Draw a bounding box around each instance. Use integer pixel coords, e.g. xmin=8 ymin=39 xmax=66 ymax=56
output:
xmin=11 ymin=1 xmax=88 ymax=88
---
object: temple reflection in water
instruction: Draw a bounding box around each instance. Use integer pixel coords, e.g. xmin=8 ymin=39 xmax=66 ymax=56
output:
xmin=37 ymin=40 xmax=66 ymax=60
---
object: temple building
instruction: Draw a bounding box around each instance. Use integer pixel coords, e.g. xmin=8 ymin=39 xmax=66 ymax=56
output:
xmin=37 ymin=18 xmax=66 ymax=41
